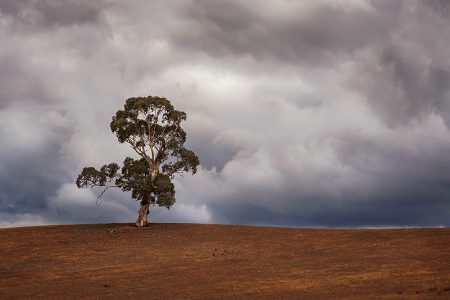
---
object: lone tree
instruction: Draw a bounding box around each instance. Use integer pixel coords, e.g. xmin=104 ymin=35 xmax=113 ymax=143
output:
xmin=76 ymin=96 xmax=199 ymax=227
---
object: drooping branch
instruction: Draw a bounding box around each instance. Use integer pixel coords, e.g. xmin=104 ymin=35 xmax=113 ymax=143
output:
xmin=96 ymin=185 xmax=117 ymax=205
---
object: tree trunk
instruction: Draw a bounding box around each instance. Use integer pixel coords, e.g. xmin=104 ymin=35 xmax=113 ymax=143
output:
xmin=135 ymin=167 xmax=158 ymax=227
xmin=136 ymin=200 xmax=150 ymax=227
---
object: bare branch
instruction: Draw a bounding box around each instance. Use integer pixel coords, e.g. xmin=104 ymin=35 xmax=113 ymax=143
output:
xmin=96 ymin=187 xmax=108 ymax=205
xmin=95 ymin=184 xmax=121 ymax=206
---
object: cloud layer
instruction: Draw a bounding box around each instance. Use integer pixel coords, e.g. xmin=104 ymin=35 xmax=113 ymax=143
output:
xmin=1 ymin=0 xmax=450 ymax=227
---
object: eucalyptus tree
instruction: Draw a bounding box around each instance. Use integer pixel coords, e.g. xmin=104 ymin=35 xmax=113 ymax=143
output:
xmin=76 ymin=96 xmax=199 ymax=227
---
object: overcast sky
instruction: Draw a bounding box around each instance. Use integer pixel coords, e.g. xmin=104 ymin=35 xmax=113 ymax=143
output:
xmin=1 ymin=0 xmax=450 ymax=228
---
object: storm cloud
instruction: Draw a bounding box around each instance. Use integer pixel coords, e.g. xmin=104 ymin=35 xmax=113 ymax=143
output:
xmin=1 ymin=0 xmax=449 ymax=228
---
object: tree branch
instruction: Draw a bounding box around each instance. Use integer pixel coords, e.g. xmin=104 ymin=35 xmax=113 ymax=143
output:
xmin=95 ymin=184 xmax=121 ymax=206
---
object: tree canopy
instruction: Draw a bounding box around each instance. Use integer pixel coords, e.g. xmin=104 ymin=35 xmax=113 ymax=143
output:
xmin=76 ymin=96 xmax=199 ymax=226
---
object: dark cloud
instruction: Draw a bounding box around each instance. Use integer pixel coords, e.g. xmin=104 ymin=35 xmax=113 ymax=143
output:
xmin=430 ymin=68 xmax=450 ymax=127
xmin=0 ymin=109 xmax=73 ymax=216
xmin=173 ymin=0 xmax=387 ymax=67
xmin=426 ymin=0 xmax=450 ymax=19
xmin=1 ymin=0 xmax=450 ymax=228
xmin=363 ymin=1 xmax=450 ymax=128
xmin=0 ymin=56 xmax=57 ymax=108
xmin=0 ymin=0 xmax=107 ymax=31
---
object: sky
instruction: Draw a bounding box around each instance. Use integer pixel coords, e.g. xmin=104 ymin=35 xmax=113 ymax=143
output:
xmin=1 ymin=0 xmax=450 ymax=228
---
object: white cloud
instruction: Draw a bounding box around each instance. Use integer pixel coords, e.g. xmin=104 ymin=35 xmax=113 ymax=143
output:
xmin=0 ymin=213 xmax=49 ymax=228
xmin=47 ymin=184 xmax=136 ymax=224
xmin=152 ymin=203 xmax=212 ymax=224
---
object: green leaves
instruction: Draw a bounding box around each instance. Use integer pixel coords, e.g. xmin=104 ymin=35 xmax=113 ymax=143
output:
xmin=77 ymin=95 xmax=199 ymax=211
xmin=153 ymin=173 xmax=175 ymax=208
xmin=162 ymin=147 xmax=199 ymax=177
xmin=110 ymin=96 xmax=184 ymax=145
xmin=76 ymin=163 xmax=120 ymax=188
xmin=116 ymin=157 xmax=175 ymax=207
xmin=118 ymin=157 xmax=151 ymax=201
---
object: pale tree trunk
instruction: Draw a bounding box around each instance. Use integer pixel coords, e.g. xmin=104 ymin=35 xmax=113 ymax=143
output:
xmin=135 ymin=163 xmax=159 ymax=227
xmin=136 ymin=199 xmax=150 ymax=227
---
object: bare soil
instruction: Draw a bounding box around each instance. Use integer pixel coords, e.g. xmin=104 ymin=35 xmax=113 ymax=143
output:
xmin=0 ymin=223 xmax=449 ymax=299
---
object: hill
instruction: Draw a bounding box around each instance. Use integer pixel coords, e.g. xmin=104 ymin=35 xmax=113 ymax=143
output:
xmin=1 ymin=223 xmax=449 ymax=299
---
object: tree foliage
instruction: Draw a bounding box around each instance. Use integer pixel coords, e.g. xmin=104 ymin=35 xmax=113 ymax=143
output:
xmin=76 ymin=96 xmax=199 ymax=225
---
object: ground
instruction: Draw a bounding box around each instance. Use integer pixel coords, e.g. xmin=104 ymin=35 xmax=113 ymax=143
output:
xmin=0 ymin=223 xmax=449 ymax=299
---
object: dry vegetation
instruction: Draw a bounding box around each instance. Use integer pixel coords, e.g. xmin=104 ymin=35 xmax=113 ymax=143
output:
xmin=1 ymin=223 xmax=449 ymax=299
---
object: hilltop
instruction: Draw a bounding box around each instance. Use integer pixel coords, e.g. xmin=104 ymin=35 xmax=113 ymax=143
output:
xmin=1 ymin=223 xmax=449 ymax=299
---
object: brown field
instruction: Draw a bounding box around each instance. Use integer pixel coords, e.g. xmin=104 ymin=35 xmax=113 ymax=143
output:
xmin=0 ymin=223 xmax=449 ymax=299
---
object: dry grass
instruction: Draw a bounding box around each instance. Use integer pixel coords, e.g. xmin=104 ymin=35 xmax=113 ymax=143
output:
xmin=1 ymin=223 xmax=449 ymax=299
